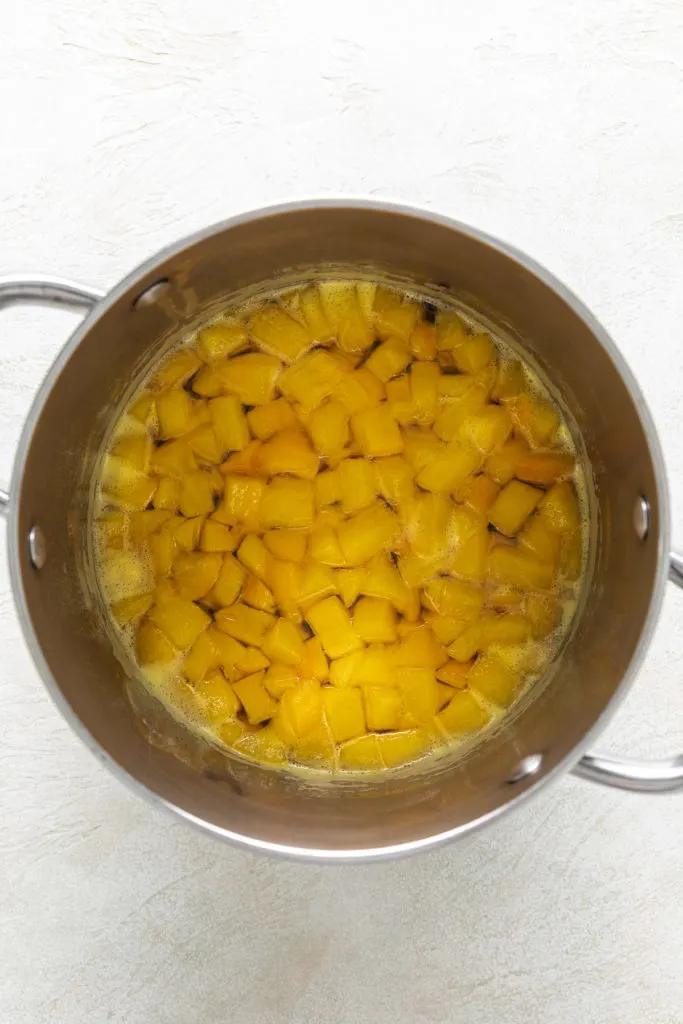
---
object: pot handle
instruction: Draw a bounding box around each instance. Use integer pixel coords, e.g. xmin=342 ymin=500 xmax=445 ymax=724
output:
xmin=0 ymin=275 xmax=104 ymax=515
xmin=572 ymin=550 xmax=683 ymax=792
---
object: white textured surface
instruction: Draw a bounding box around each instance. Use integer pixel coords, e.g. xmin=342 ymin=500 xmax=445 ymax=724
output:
xmin=2 ymin=3 xmax=683 ymax=1022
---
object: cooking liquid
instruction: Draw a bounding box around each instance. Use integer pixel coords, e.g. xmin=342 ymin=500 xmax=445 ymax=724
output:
xmin=92 ymin=276 xmax=589 ymax=774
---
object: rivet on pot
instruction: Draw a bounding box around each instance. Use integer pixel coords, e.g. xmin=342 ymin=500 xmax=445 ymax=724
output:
xmin=633 ymin=495 xmax=650 ymax=541
xmin=132 ymin=278 xmax=170 ymax=309
xmin=28 ymin=525 xmax=46 ymax=570
xmin=507 ymin=753 xmax=543 ymax=784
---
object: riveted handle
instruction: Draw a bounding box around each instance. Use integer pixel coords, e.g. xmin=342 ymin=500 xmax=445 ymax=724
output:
xmin=0 ymin=275 xmax=104 ymax=516
xmin=572 ymin=552 xmax=683 ymax=793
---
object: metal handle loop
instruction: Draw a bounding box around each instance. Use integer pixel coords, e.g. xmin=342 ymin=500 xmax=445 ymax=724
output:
xmin=0 ymin=275 xmax=104 ymax=516
xmin=572 ymin=550 xmax=683 ymax=793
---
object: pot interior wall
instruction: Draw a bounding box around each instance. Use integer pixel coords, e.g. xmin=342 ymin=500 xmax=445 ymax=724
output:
xmin=12 ymin=206 xmax=665 ymax=853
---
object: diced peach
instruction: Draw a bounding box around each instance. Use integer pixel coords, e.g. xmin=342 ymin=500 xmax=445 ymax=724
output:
xmin=484 ymin=437 xmax=530 ymax=485
xmin=459 ymin=406 xmax=512 ymax=454
xmin=518 ymin=515 xmax=562 ymax=564
xmin=437 ymin=691 xmax=490 ymax=735
xmin=468 ymin=652 xmax=521 ymax=707
xmin=279 ymin=350 xmax=347 ymax=409
xmin=210 ymin=554 xmax=245 ymax=607
xmin=353 ymin=597 xmax=397 ymax=644
xmin=372 ymin=287 xmax=422 ymax=342
xmin=236 ymin=534 xmax=271 ymax=580
xmin=233 ymin=726 xmax=288 ymax=765
xmin=249 ymin=303 xmax=312 ymax=362
xmin=112 ymin=434 xmax=152 ymax=472
xmin=148 ymin=597 xmax=210 ymax=649
xmin=152 ymin=348 xmax=202 ymax=390
xmin=263 ymin=529 xmax=307 ymax=563
xmin=424 ymin=577 xmax=484 ymax=621
xmin=214 ymin=475 xmax=265 ymax=529
xmin=178 ymin=471 xmax=215 ymax=518
xmin=339 ymin=734 xmax=383 ymax=770
xmin=196 ymin=319 xmax=248 ymax=363
xmin=219 ymin=353 xmax=281 ymax=405
xmin=268 ymin=560 xmax=303 ymax=616
xmin=401 ymin=427 xmax=443 ymax=473
xmin=409 ymin=321 xmax=437 ymax=361
xmin=314 ymin=468 xmax=339 ymax=509
xmin=263 ymin=662 xmax=299 ymax=699
xmin=319 ymin=281 xmax=375 ymax=353
xmin=538 ymin=481 xmax=581 ymax=534
xmin=363 ymin=553 xmax=419 ymax=619
xmin=373 ymin=456 xmax=414 ymax=507
xmin=355 ymin=646 xmax=395 ymax=686
xmin=488 ymin=545 xmax=554 ymax=590
xmin=185 ymin=425 xmax=224 ymax=465
xmin=242 ymin=574 xmax=276 ymax=613
xmin=396 ymin=668 xmax=439 ymax=724
xmin=246 ymin=398 xmax=297 ymax=441
xmin=215 ymin=603 xmax=274 ymax=647
xmin=386 ymin=376 xmax=415 ymax=425
xmin=450 ymin=332 xmax=495 ymax=374
xmin=276 ymin=678 xmax=324 ymax=738
xmin=335 ymin=567 xmax=366 ymax=608
xmin=457 ymin=473 xmax=500 ymax=515
xmin=172 ymin=552 xmax=222 ymax=600
xmin=152 ymin=477 xmax=181 ymax=513
xmin=308 ymin=525 xmax=347 ymax=567
xmin=510 ymin=393 xmax=560 ymax=447
xmin=329 ymin=649 xmax=365 ymax=687
xmin=111 ymin=592 xmax=154 ymax=627
xmin=436 ymin=659 xmax=472 ymax=687
xmin=410 ymin=362 xmax=440 ymax=425
xmin=306 ymin=596 xmax=363 ymax=659
xmin=337 ymin=458 xmax=377 ymax=514
xmin=338 ymin=503 xmax=400 ymax=565
xmin=351 ymin=404 xmax=403 ymax=457
xmin=333 ymin=367 xmax=384 ymax=414
xmin=254 ymin=428 xmax=319 ymax=480
xmin=200 ymin=520 xmax=237 ymax=553
xmin=323 ymin=687 xmax=366 ymax=743
xmin=210 ymin=396 xmax=250 ymax=451
xmin=260 ymin=617 xmax=305 ymax=666
xmin=481 ymin=613 xmax=532 ymax=647
xmin=260 ymin=478 xmax=315 ymax=529
xmin=307 ymin=400 xmax=349 ymax=457
xmin=296 ymin=560 xmax=337 ymax=611
xmin=376 ymin=729 xmax=430 ymax=768
xmin=427 ymin=615 xmax=469 ymax=646
xmin=365 ymin=337 xmax=412 ymax=382
xmin=298 ymin=285 xmax=333 ymax=342
xmin=363 ymin=686 xmax=402 ymax=731
xmin=129 ymin=391 xmax=156 ymax=425
xmin=489 ymin=480 xmax=544 ymax=536
xmin=433 ymin=383 xmax=488 ymax=441
xmin=515 ymin=450 xmax=575 ymax=485
xmin=300 ymin=636 xmax=329 ymax=680
xmin=492 ymin=360 xmax=526 ymax=402
xmin=136 ymin=620 xmax=177 ymax=664
xmin=233 ymin=671 xmax=277 ymax=724
xmin=415 ymin=441 xmax=480 ymax=493
xmin=394 ymin=626 xmax=448 ymax=670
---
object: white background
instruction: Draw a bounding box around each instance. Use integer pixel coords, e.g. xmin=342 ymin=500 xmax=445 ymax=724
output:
xmin=2 ymin=2 xmax=683 ymax=1022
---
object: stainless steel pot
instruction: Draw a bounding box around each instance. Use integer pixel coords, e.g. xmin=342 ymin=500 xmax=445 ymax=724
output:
xmin=2 ymin=200 xmax=682 ymax=862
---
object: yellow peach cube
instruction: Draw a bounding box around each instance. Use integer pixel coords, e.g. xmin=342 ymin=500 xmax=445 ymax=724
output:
xmin=210 ymin=396 xmax=250 ymax=451
xmin=263 ymin=529 xmax=308 ymax=563
xmin=155 ymin=389 xmax=194 ymax=440
xmin=307 ymin=400 xmax=349 ymax=457
xmin=515 ymin=451 xmax=575 ymax=486
xmin=215 ymin=475 xmax=265 ymax=529
xmin=510 ymin=393 xmax=560 ymax=448
xmin=337 ymin=503 xmax=399 ymax=565
xmin=279 ymin=350 xmax=347 ymax=409
xmin=211 ymin=554 xmax=245 ymax=607
xmin=277 ymin=678 xmax=324 ymax=738
xmin=263 ymin=662 xmax=299 ymax=699
xmin=136 ymin=620 xmax=177 ymax=664
xmin=111 ymin=592 xmax=154 ymax=627
xmin=329 ymin=649 xmax=365 ymax=687
xmin=415 ymin=441 xmax=480 ymax=493
xmin=363 ymin=553 xmax=419 ymax=619
xmin=457 ymin=473 xmax=500 ymax=515
xmin=247 ymin=398 xmax=297 ymax=441
xmin=396 ymin=668 xmax=439 ymax=724
xmin=363 ymin=686 xmax=402 ymax=731
xmin=355 ymin=646 xmax=394 ymax=686
xmin=323 ymin=686 xmax=366 ymax=743
xmin=488 ymin=545 xmax=555 ymax=590
xmin=179 ymin=471 xmax=215 ymax=518
xmin=353 ymin=597 xmax=397 ymax=644
xmin=339 ymin=734 xmax=383 ymax=770
xmin=308 ymin=525 xmax=348 ymax=568
xmin=215 ymin=603 xmax=275 ymax=647
xmin=481 ymin=613 xmax=532 ymax=647
xmin=300 ymin=636 xmax=329 ymax=680
xmin=233 ymin=671 xmax=277 ymax=724
xmin=386 ymin=376 xmax=415 ymax=425
xmin=233 ymin=726 xmax=288 ymax=766
xmin=172 ymin=552 xmax=223 ymax=600
xmin=268 ymin=559 xmax=303 ymax=616
xmin=183 ymin=630 xmax=219 ymax=684
xmin=350 ymin=404 xmax=403 ymax=457
xmin=409 ymin=321 xmax=437 ymax=361
xmin=365 ymin=336 xmax=412 ymax=382
xmin=335 ymin=567 xmax=367 ymax=608
xmin=424 ymin=577 xmax=484 ymax=621
xmin=152 ymin=477 xmax=181 ymax=512
xmin=298 ymin=285 xmax=333 ymax=342
xmin=459 ymin=406 xmax=512 ymax=454
xmin=152 ymin=348 xmax=202 ymax=391
xmin=219 ymin=353 xmax=281 ymax=405
xmin=151 ymin=439 xmax=197 ymax=479
xmin=196 ymin=319 xmax=248 ymax=363
xmin=468 ymin=652 xmax=521 ymax=707
xmin=451 ymin=332 xmax=495 ymax=374
xmin=196 ymin=671 xmax=240 ymax=723
xmin=296 ymin=560 xmax=337 ymax=611
xmin=373 ymin=456 xmax=414 ymax=507
xmin=372 ymin=287 xmax=422 ymax=341
xmin=305 ymin=596 xmax=363 ymax=659
xmin=484 ymin=437 xmax=529 ymax=485
xmin=376 ymin=729 xmax=430 ymax=768
xmin=436 ymin=659 xmax=472 ymax=687
xmin=262 ymin=618 xmax=307 ymax=666
xmin=148 ymin=597 xmax=210 ymax=649
xmin=518 ymin=515 xmax=562 ymax=564
xmin=249 ymin=303 xmax=312 ymax=362
xmin=242 ymin=574 xmax=276 ymax=613
xmin=236 ymin=534 xmax=271 ymax=580
xmin=200 ymin=520 xmax=237 ymax=553
xmin=538 ymin=482 xmax=581 ymax=535
xmin=337 ymin=457 xmax=377 ymax=514
xmin=260 ymin=478 xmax=314 ymax=529
xmin=255 ymin=428 xmax=319 ymax=480
xmin=333 ymin=367 xmax=385 ymax=414
xmin=437 ymin=691 xmax=490 ymax=735
xmin=433 ymin=383 xmax=488 ymax=441
xmin=394 ymin=627 xmax=448 ymax=669
xmin=409 ymin=361 xmax=440 ymax=425
xmin=492 ymin=359 xmax=526 ymax=401
xmin=489 ymin=480 xmax=544 ymax=536
xmin=401 ymin=427 xmax=443 ymax=473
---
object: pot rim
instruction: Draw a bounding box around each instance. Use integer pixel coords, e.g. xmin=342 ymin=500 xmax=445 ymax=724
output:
xmin=6 ymin=198 xmax=672 ymax=861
